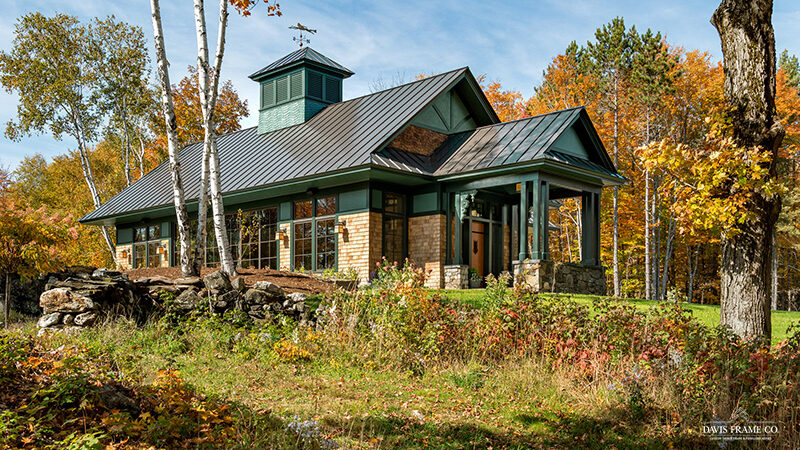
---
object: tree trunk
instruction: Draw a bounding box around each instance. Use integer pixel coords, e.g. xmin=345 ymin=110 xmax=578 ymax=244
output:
xmin=194 ymin=0 xmax=236 ymax=276
xmin=3 ymin=273 xmax=8 ymax=328
xmin=151 ymin=0 xmax=194 ymax=277
xmin=660 ymin=214 xmax=676 ymax=301
xmin=712 ymin=0 xmax=784 ymax=340
xmin=612 ymin=76 xmax=620 ymax=297
xmin=771 ymin=228 xmax=778 ymax=310
xmin=644 ymin=169 xmax=651 ymax=300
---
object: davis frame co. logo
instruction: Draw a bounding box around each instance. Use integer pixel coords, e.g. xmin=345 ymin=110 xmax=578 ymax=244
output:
xmin=702 ymin=408 xmax=779 ymax=446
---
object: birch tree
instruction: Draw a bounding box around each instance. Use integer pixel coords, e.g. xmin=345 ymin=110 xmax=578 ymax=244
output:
xmin=150 ymin=0 xmax=194 ymax=276
xmin=0 ymin=13 xmax=117 ymax=263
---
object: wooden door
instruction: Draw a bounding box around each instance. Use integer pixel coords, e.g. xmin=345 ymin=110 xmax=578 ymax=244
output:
xmin=471 ymin=221 xmax=486 ymax=276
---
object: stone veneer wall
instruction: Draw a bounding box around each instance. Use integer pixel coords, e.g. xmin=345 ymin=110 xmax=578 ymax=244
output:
xmin=514 ymin=260 xmax=607 ymax=296
xmin=503 ymin=225 xmax=511 ymax=272
xmin=338 ymin=212 xmax=382 ymax=284
xmin=408 ymin=214 xmax=446 ymax=289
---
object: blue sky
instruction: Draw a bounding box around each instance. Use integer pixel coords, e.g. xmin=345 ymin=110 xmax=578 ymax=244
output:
xmin=1 ymin=0 xmax=798 ymax=169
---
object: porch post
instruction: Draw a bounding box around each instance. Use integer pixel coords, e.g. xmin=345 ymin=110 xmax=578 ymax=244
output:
xmin=541 ymin=180 xmax=550 ymax=261
xmin=454 ymin=192 xmax=463 ymax=265
xmin=518 ymin=180 xmax=530 ymax=261
xmin=444 ymin=192 xmax=452 ymax=265
xmin=530 ymin=175 xmax=542 ymax=259
xmin=581 ymin=191 xmax=599 ymax=265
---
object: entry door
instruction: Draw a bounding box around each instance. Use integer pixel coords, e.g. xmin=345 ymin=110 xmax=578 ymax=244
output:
xmin=471 ymin=221 xmax=486 ymax=276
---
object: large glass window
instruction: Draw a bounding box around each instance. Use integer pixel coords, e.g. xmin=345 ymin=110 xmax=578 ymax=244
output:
xmin=133 ymin=225 xmax=166 ymax=269
xmin=206 ymin=207 xmax=278 ymax=270
xmin=383 ymin=193 xmax=405 ymax=264
xmin=293 ymin=221 xmax=313 ymax=270
xmin=291 ymin=196 xmax=337 ymax=271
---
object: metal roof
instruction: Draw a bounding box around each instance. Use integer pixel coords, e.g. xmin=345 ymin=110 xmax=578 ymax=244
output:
xmin=80 ymin=68 xmax=467 ymax=224
xmin=249 ymin=47 xmax=354 ymax=80
xmin=372 ymin=107 xmax=623 ymax=180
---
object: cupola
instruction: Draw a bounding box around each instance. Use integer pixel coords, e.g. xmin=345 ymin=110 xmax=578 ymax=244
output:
xmin=249 ymin=47 xmax=354 ymax=134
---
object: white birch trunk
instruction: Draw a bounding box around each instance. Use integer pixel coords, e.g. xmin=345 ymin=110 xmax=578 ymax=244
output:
xmin=612 ymin=76 xmax=620 ymax=297
xmin=151 ymin=0 xmax=193 ymax=276
xmin=194 ymin=0 xmax=236 ymax=276
xmin=772 ymin=228 xmax=778 ymax=310
xmin=644 ymin=171 xmax=651 ymax=300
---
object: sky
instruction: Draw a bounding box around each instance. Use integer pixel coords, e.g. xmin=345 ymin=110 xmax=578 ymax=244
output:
xmin=0 ymin=0 xmax=798 ymax=170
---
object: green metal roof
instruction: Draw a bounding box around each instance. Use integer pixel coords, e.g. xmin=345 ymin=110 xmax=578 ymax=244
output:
xmin=249 ymin=47 xmax=353 ymax=81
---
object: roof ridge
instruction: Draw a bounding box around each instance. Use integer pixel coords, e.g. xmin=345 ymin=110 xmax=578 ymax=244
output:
xmin=473 ymin=106 xmax=585 ymax=129
xmin=338 ymin=67 xmax=468 ymax=104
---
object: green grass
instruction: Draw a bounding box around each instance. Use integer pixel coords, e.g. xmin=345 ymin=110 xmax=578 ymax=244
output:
xmin=441 ymin=288 xmax=800 ymax=345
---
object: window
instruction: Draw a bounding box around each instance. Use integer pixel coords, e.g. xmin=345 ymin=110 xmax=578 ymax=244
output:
xmin=308 ymin=71 xmax=323 ymax=99
xmin=291 ymin=196 xmax=337 ymax=271
xmin=206 ymin=207 xmax=278 ymax=270
xmin=382 ymin=193 xmax=405 ymax=264
xmin=133 ymin=225 xmax=166 ymax=269
xmin=276 ymin=76 xmax=289 ymax=103
xmin=261 ymin=80 xmax=275 ymax=107
xmin=324 ymin=76 xmax=340 ymax=103
xmin=293 ymin=222 xmax=313 ymax=270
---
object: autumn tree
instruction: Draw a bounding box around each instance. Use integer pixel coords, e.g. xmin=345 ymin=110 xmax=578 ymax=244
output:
xmin=584 ymin=17 xmax=638 ymax=297
xmin=0 ymin=168 xmax=77 ymax=327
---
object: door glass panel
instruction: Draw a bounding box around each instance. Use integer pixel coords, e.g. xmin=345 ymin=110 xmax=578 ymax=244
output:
xmin=294 ymin=222 xmax=312 ymax=270
xmin=316 ymin=218 xmax=336 ymax=270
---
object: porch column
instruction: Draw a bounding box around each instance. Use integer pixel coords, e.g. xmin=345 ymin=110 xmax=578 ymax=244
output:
xmin=518 ymin=180 xmax=530 ymax=261
xmin=444 ymin=192 xmax=452 ymax=265
xmin=530 ymin=175 xmax=543 ymax=260
xmin=540 ymin=180 xmax=550 ymax=260
xmin=454 ymin=192 xmax=463 ymax=265
xmin=581 ymin=191 xmax=600 ymax=265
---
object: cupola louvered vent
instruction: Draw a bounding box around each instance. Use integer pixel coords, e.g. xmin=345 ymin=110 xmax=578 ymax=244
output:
xmin=249 ymin=48 xmax=353 ymax=134
xmin=308 ymin=71 xmax=323 ymax=99
xmin=325 ymin=77 xmax=341 ymax=103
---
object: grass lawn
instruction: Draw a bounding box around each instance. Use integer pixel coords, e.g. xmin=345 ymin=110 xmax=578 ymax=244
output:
xmin=441 ymin=288 xmax=800 ymax=345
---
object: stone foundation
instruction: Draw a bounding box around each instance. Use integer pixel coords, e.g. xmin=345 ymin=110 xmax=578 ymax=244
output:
xmin=443 ymin=265 xmax=468 ymax=289
xmin=514 ymin=260 xmax=607 ymax=296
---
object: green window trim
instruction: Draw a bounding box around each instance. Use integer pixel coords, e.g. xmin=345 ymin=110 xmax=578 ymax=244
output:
xmin=289 ymin=195 xmax=339 ymax=272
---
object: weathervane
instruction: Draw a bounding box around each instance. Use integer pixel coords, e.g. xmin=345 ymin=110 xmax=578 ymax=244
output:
xmin=289 ymin=23 xmax=317 ymax=47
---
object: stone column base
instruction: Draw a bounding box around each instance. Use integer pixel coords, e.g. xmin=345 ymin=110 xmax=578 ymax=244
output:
xmin=513 ymin=260 xmax=606 ymax=296
xmin=443 ymin=265 xmax=469 ymax=290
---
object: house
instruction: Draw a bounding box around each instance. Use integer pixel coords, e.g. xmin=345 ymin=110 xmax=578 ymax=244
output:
xmin=79 ymin=47 xmax=624 ymax=293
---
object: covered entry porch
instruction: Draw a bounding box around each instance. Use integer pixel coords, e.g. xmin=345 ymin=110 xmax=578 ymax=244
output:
xmin=441 ymin=168 xmax=605 ymax=293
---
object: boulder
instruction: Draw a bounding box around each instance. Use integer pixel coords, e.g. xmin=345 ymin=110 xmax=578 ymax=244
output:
xmin=144 ymin=275 xmax=174 ymax=285
xmin=40 ymin=288 xmax=96 ymax=314
xmin=37 ymin=312 xmax=62 ymax=328
xmin=74 ymin=311 xmax=98 ymax=327
xmin=252 ymin=281 xmax=284 ymax=297
xmin=218 ymin=290 xmax=240 ymax=308
xmin=203 ymin=271 xmax=232 ymax=292
xmin=94 ymin=384 xmax=139 ymax=416
xmin=92 ymin=268 xmax=123 ymax=279
xmin=244 ymin=288 xmax=273 ymax=305
xmin=231 ymin=277 xmax=247 ymax=292
xmin=287 ymin=292 xmax=307 ymax=304
xmin=174 ymin=289 xmax=202 ymax=311
xmin=173 ymin=276 xmax=202 ymax=286
xmin=62 ymin=314 xmax=75 ymax=326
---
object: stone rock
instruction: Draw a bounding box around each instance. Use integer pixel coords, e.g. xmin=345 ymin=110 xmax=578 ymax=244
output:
xmin=74 ymin=311 xmax=98 ymax=327
xmin=173 ymin=276 xmax=202 ymax=286
xmin=293 ymin=301 xmax=306 ymax=312
xmin=92 ymin=268 xmax=122 ymax=279
xmin=174 ymin=289 xmax=202 ymax=311
xmin=231 ymin=277 xmax=247 ymax=292
xmin=94 ymin=384 xmax=139 ymax=416
xmin=252 ymin=281 xmax=284 ymax=297
xmin=62 ymin=314 xmax=75 ymax=326
xmin=198 ymin=288 xmax=208 ymax=298
xmin=218 ymin=290 xmax=240 ymax=307
xmin=40 ymin=288 xmax=96 ymax=314
xmin=37 ymin=312 xmax=62 ymax=328
xmin=244 ymin=288 xmax=273 ymax=305
xmin=203 ymin=271 xmax=232 ymax=292
xmin=287 ymin=292 xmax=307 ymax=304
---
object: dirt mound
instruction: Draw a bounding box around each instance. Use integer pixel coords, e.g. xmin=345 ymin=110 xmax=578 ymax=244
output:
xmin=125 ymin=267 xmax=334 ymax=295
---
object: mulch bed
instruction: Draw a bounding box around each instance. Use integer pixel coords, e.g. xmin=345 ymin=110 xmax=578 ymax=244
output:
xmin=124 ymin=266 xmax=335 ymax=295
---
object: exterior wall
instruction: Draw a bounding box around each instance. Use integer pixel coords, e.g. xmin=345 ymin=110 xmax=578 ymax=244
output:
xmin=116 ymin=244 xmax=133 ymax=271
xmin=338 ymin=211 xmax=382 ymax=284
xmin=408 ymin=214 xmax=446 ymax=289
xmin=279 ymin=225 xmax=292 ymax=271
xmin=444 ymin=265 xmax=468 ymax=289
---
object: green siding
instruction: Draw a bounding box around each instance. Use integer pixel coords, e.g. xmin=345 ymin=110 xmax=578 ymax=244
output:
xmin=410 ymin=89 xmax=477 ymax=134
xmin=279 ymin=202 xmax=292 ymax=221
xmin=371 ymin=189 xmax=383 ymax=209
xmin=117 ymin=227 xmax=133 ymax=244
xmin=551 ymin=126 xmax=589 ymax=159
xmin=412 ymin=192 xmax=439 ymax=214
xmin=339 ymin=189 xmax=369 ymax=212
